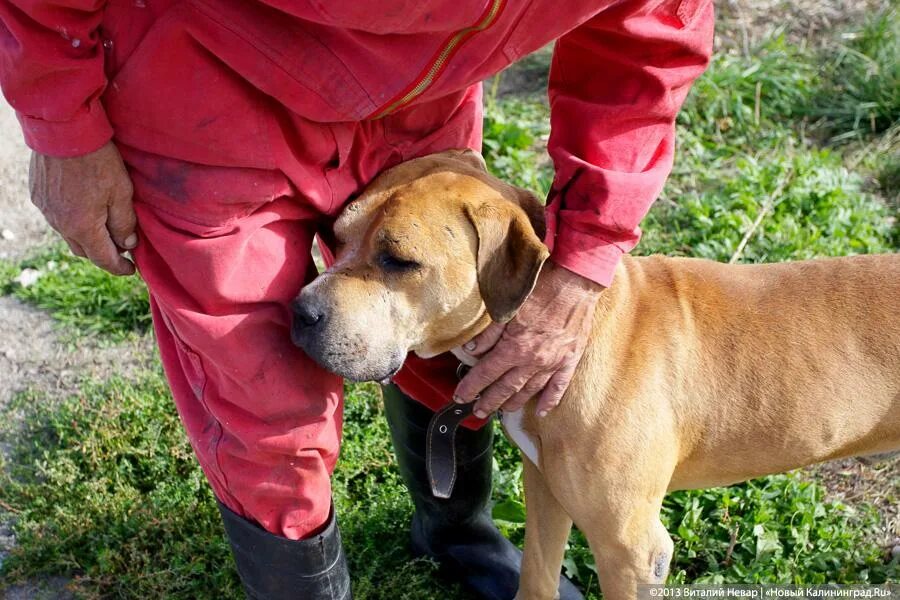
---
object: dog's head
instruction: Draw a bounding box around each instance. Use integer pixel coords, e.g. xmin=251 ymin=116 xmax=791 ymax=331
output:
xmin=291 ymin=149 xmax=549 ymax=382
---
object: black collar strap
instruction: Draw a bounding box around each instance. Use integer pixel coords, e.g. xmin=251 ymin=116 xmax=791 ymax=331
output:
xmin=425 ymin=361 xmax=475 ymax=499
xmin=426 ymin=400 xmax=475 ymax=498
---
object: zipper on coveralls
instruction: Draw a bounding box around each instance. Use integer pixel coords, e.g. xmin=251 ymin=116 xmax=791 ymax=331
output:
xmin=370 ymin=0 xmax=506 ymax=118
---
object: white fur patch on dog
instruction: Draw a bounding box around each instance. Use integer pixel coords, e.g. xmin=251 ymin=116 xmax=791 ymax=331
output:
xmin=498 ymin=408 xmax=541 ymax=470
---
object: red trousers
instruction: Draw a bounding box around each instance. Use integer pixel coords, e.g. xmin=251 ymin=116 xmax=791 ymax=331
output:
xmin=131 ymin=87 xmax=483 ymax=539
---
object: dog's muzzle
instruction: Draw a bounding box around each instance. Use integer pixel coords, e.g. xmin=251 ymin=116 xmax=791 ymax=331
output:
xmin=290 ymin=296 xmax=327 ymax=346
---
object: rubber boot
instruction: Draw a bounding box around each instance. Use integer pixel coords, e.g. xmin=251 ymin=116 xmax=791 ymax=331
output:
xmin=218 ymin=500 xmax=351 ymax=600
xmin=382 ymin=384 xmax=583 ymax=600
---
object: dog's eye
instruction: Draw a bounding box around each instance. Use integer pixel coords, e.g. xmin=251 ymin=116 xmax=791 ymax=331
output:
xmin=378 ymin=252 xmax=421 ymax=273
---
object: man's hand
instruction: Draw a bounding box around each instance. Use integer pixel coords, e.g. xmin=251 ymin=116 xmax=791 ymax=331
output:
xmin=453 ymin=261 xmax=604 ymax=419
xmin=29 ymin=141 xmax=137 ymax=276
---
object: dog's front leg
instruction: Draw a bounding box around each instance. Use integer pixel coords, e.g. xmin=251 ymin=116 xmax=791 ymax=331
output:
xmin=517 ymin=457 xmax=574 ymax=600
xmin=584 ymin=498 xmax=673 ymax=600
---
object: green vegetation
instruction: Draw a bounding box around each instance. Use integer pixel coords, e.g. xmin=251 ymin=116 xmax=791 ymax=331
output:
xmin=1 ymin=374 xmax=895 ymax=599
xmin=482 ymin=97 xmax=552 ymax=195
xmin=0 ymin=377 xmax=242 ymax=599
xmin=1 ymin=244 xmax=151 ymax=341
xmin=807 ymin=7 xmax=899 ymax=142
xmin=1 ymin=9 xmax=898 ymax=600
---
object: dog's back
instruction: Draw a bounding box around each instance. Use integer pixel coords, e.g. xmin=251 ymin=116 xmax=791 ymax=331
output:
xmin=590 ymin=253 xmax=900 ymax=491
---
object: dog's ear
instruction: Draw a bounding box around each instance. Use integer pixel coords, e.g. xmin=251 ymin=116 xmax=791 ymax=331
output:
xmin=511 ymin=187 xmax=547 ymax=241
xmin=464 ymin=202 xmax=550 ymax=323
xmin=441 ymin=148 xmax=488 ymax=172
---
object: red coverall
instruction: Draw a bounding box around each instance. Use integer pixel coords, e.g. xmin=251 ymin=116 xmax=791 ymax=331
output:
xmin=0 ymin=0 xmax=713 ymax=540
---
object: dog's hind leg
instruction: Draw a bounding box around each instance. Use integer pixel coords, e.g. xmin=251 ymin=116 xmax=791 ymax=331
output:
xmin=517 ymin=457 xmax=574 ymax=600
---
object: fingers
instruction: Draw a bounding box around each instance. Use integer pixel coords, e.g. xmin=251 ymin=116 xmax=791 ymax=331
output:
xmin=459 ymin=321 xmax=505 ymax=359
xmin=453 ymin=355 xmax=511 ymax=407
xmin=536 ymin=362 xmax=577 ymax=417
xmin=29 ymin=143 xmax=138 ymax=276
xmin=80 ymin=223 xmax=135 ymax=276
xmin=471 ymin=367 xmax=531 ymax=418
xmin=63 ymin=237 xmax=87 ymax=259
xmin=106 ymin=182 xmax=138 ymax=250
xmin=502 ymin=372 xmax=553 ymax=413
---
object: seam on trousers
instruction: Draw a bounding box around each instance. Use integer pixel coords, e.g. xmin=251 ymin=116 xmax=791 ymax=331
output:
xmin=159 ymin=309 xmax=232 ymax=500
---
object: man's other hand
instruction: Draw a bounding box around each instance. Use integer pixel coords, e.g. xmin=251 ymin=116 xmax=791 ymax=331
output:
xmin=29 ymin=141 xmax=137 ymax=276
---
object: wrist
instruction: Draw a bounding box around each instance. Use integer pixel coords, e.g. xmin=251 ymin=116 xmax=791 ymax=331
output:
xmin=545 ymin=259 xmax=606 ymax=298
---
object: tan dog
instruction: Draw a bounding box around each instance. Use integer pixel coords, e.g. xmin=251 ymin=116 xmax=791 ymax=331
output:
xmin=291 ymin=150 xmax=900 ymax=600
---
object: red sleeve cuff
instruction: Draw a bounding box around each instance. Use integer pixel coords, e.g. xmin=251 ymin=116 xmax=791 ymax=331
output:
xmin=16 ymin=98 xmax=113 ymax=157
xmin=549 ymin=225 xmax=624 ymax=289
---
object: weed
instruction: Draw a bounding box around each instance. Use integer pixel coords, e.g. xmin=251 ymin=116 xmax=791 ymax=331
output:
xmin=482 ymin=98 xmax=553 ymax=195
xmin=0 ymin=374 xmax=243 ymax=599
xmin=644 ymin=146 xmax=897 ymax=262
xmin=2 ymin=371 xmax=894 ymax=600
xmin=806 ymin=7 xmax=900 ymax=142
xmin=678 ymin=35 xmax=816 ymax=144
xmin=0 ymin=374 xmax=470 ymax=599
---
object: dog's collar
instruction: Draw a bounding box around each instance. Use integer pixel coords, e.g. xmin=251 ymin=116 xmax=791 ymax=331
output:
xmin=455 ymin=362 xmax=471 ymax=380
xmin=427 ymin=361 xmax=544 ymax=499
xmin=426 ymin=400 xmax=476 ymax=499
xmin=425 ymin=362 xmax=477 ymax=499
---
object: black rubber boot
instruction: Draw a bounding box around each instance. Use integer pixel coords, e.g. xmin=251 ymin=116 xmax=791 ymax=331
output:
xmin=382 ymin=384 xmax=583 ymax=600
xmin=218 ymin=500 xmax=351 ymax=600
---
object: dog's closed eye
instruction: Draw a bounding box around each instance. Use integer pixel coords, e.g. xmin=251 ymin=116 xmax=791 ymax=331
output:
xmin=378 ymin=252 xmax=421 ymax=273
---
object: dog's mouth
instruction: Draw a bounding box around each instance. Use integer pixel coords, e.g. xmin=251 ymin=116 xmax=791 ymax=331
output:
xmin=293 ymin=327 xmax=407 ymax=384
xmin=374 ymin=362 xmax=404 ymax=385
xmin=328 ymin=354 xmax=405 ymax=384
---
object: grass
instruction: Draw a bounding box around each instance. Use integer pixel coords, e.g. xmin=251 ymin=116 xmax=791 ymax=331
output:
xmin=0 ymin=376 xmax=243 ymax=599
xmin=0 ymin=244 xmax=151 ymax=342
xmin=1 ymin=9 xmax=899 ymax=600
xmin=1 ymin=376 xmax=895 ymax=599
xmin=806 ymin=6 xmax=899 ymax=143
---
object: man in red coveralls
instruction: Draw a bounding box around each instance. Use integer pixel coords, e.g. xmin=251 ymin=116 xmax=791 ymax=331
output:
xmin=0 ymin=1 xmax=713 ymax=598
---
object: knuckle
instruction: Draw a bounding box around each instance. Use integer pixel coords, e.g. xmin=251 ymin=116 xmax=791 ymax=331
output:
xmin=479 ymin=398 xmax=502 ymax=412
xmin=68 ymin=221 xmax=96 ymax=239
xmin=493 ymin=382 xmax=519 ymax=397
xmin=523 ymin=381 xmax=544 ymax=394
xmin=550 ymin=379 xmax=568 ymax=392
xmin=479 ymin=389 xmax=505 ymax=404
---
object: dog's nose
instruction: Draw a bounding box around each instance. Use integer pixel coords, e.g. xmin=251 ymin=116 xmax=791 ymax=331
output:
xmin=292 ymin=296 xmax=325 ymax=328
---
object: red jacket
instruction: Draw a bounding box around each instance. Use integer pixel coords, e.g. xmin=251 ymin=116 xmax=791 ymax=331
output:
xmin=0 ymin=0 xmax=713 ymax=287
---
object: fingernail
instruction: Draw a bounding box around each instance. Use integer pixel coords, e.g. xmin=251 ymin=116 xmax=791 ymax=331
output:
xmin=464 ymin=341 xmax=476 ymax=351
xmin=124 ymin=234 xmax=138 ymax=248
xmin=453 ymin=395 xmax=466 ymax=404
xmin=474 ymin=409 xmax=487 ymax=419
xmin=538 ymin=410 xmax=548 ymax=418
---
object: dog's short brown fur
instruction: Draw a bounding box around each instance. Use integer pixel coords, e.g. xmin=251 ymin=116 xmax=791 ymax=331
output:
xmin=293 ymin=150 xmax=900 ymax=600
